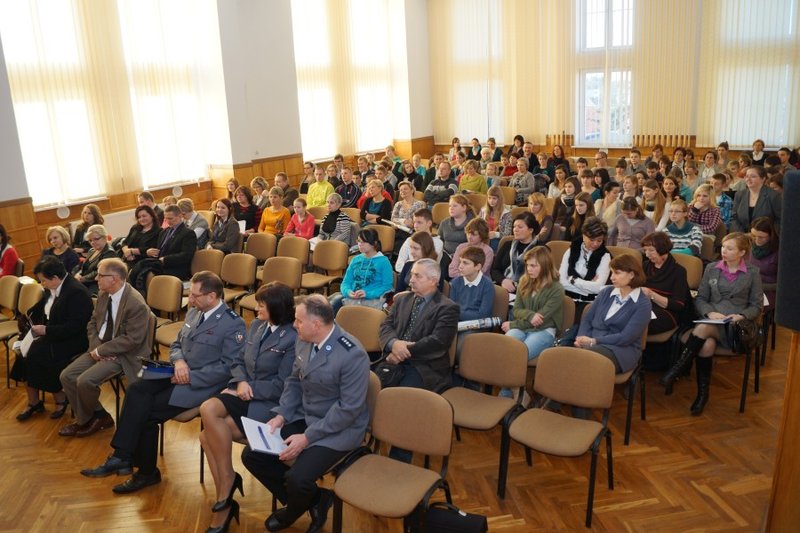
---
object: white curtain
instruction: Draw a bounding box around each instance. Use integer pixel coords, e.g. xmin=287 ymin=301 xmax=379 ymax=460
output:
xmin=290 ymin=0 xmax=395 ymax=161
xmin=0 ymin=0 xmax=228 ymax=207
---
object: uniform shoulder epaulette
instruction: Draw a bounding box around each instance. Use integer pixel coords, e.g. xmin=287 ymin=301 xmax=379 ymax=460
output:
xmin=338 ymin=336 xmax=355 ymax=350
xmin=226 ymin=308 xmax=240 ymax=319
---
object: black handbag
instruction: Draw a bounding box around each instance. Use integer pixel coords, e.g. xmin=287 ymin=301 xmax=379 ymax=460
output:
xmin=374 ymin=361 xmax=405 ymax=388
xmin=728 ymin=318 xmax=760 ymax=354
xmin=423 ymin=502 xmax=488 ymax=533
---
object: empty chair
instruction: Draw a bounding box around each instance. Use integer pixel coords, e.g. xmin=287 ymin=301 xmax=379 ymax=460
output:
xmin=146 ymin=275 xmax=183 ymax=328
xmin=0 ymin=275 xmax=21 ymax=324
xmin=245 ymin=232 xmax=277 ymax=281
xmin=276 ymin=235 xmax=310 ymax=266
xmin=301 ymin=240 xmax=349 ymax=295
xmin=219 ymin=253 xmax=257 ymax=304
xmin=335 ymin=305 xmax=386 ymax=357
xmin=238 ymin=257 xmax=303 ymax=316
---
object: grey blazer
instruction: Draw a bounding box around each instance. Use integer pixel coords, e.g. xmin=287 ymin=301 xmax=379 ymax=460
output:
xmin=168 ymin=304 xmax=246 ymax=408
xmin=695 ymin=262 xmax=763 ymax=320
xmin=229 ymin=320 xmax=296 ymax=422
xmin=729 ymin=186 xmax=781 ymax=233
xmin=274 ymin=324 xmax=370 ymax=452
xmin=186 ymin=213 xmax=210 ymax=249
xmin=379 ymin=291 xmax=460 ymax=393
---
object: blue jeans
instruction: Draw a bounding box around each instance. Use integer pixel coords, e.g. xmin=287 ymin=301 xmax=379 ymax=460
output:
xmin=500 ymin=329 xmax=555 ymax=397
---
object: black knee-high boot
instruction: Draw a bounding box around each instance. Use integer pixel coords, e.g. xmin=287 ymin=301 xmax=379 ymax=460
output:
xmin=659 ymin=334 xmax=705 ymax=394
xmin=691 ymin=356 xmax=712 ymax=416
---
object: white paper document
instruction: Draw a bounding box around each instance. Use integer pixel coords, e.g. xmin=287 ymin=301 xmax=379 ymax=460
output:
xmin=693 ymin=318 xmax=732 ymax=325
xmin=242 ymin=416 xmax=288 ymax=456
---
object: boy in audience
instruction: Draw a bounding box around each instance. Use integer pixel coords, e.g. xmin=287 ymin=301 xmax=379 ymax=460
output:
xmin=274 ymin=172 xmax=299 ymax=209
xmin=335 ymin=166 xmax=361 ymax=208
xmin=423 ymin=152 xmax=446 ymax=189
xmin=395 ymin=208 xmax=443 ymax=272
xmin=574 ymin=157 xmax=589 ymax=177
xmin=645 ymin=143 xmax=664 ymax=166
xmin=449 ymin=246 xmax=496 ymax=360
xmin=628 ymin=148 xmax=645 ymax=174
xmin=645 ymin=161 xmax=662 ymax=182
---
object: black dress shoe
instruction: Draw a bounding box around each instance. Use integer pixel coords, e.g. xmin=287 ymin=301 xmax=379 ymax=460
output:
xmin=307 ymin=489 xmax=334 ymax=533
xmin=80 ymin=455 xmax=133 ymax=478
xmin=50 ymin=400 xmax=69 ymax=419
xmin=16 ymin=401 xmax=45 ymax=421
xmin=265 ymin=508 xmax=298 ymax=532
xmin=112 ymin=469 xmax=162 ymax=494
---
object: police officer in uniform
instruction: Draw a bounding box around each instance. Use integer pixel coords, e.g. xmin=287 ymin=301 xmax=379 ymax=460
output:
xmin=243 ymin=294 xmax=370 ymax=533
xmin=80 ymin=271 xmax=246 ymax=494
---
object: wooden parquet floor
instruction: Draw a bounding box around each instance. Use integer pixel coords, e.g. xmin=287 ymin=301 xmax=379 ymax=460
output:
xmin=0 ymin=326 xmax=789 ymax=532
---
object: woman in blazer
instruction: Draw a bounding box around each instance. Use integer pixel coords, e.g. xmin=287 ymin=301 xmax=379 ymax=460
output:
xmin=199 ymin=282 xmax=297 ymax=532
xmin=729 ymin=166 xmax=782 ymax=233
xmin=11 ymin=256 xmax=93 ymax=421
xmin=74 ymin=224 xmax=117 ymax=296
xmin=575 ymin=254 xmax=652 ymax=374
xmin=207 ymin=198 xmax=241 ymax=254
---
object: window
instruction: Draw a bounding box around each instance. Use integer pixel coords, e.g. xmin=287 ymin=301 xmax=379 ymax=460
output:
xmin=578 ymin=70 xmax=631 ymax=146
xmin=581 ymin=0 xmax=633 ymax=50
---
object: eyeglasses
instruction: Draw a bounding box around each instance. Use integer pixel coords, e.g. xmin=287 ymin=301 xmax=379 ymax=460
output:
xmin=89 ymin=236 xmax=105 ymax=242
xmin=96 ymin=272 xmax=115 ymax=278
xmin=188 ymin=291 xmax=210 ymax=299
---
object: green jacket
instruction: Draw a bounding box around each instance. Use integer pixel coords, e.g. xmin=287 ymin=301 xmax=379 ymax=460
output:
xmin=509 ymin=281 xmax=565 ymax=332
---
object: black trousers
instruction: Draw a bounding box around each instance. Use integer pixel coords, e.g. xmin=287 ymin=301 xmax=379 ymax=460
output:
xmin=110 ymin=379 xmax=186 ymax=474
xmin=241 ymin=420 xmax=347 ymax=521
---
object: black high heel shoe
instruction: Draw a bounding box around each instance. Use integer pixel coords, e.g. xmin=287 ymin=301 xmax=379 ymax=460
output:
xmin=211 ymin=472 xmax=244 ymax=512
xmin=16 ymin=401 xmax=45 ymax=422
xmin=50 ymin=399 xmax=69 ymax=419
xmin=206 ymin=499 xmax=239 ymax=533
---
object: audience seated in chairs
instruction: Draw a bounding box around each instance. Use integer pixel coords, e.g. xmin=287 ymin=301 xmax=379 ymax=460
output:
xmin=449 ymin=246 xmax=496 ymax=358
xmin=119 ymin=205 xmax=160 ymax=267
xmin=207 ymin=198 xmax=241 ymax=254
xmin=258 ymin=187 xmax=292 ymax=236
xmin=396 ymin=232 xmax=444 ymax=295
xmin=662 ymin=199 xmax=704 ymax=257
xmin=395 ymin=208 xmax=443 ymax=273
xmin=232 ymin=186 xmax=262 ymax=235
xmin=315 ymin=193 xmax=352 ymax=245
xmin=40 ymin=225 xmax=80 ymax=275
xmin=608 ymin=197 xmax=655 ymax=250
xmin=480 ymin=185 xmax=513 ymax=250
xmin=284 ymin=197 xmax=316 ymax=240
xmin=491 ymin=211 xmax=540 ymax=296
xmin=329 ymin=228 xmax=393 ymax=315
xmin=73 ymin=224 xmax=117 ymax=296
xmin=137 ymin=192 xmax=164 ymax=227
xmin=559 ymin=217 xmax=612 ymax=318
xmin=58 ymin=258 xmax=151 ymax=437
xmin=448 ymin=218 xmax=494 ymax=279
xmin=640 ymin=232 xmax=692 ymax=337
xmin=72 ymin=204 xmax=105 ymax=257
xmin=179 ymin=198 xmax=210 ymax=249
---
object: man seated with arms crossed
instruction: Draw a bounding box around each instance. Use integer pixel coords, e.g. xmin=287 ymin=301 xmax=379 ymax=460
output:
xmin=59 ymin=258 xmax=151 ymax=437
xmin=242 ymin=295 xmax=369 ymax=533
xmin=80 ymin=271 xmax=245 ymax=494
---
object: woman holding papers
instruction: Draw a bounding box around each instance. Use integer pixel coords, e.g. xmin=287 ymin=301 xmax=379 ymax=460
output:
xmin=199 ymin=282 xmax=297 ymax=532
xmin=659 ymin=232 xmax=763 ymax=415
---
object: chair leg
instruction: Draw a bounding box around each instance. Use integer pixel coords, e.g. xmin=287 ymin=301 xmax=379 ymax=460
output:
xmin=454 ymin=426 xmax=461 ymax=442
xmin=199 ymin=420 xmax=205 ymax=484
xmin=771 ymin=316 xmax=777 ymax=350
xmin=586 ymin=449 xmax=598 ymax=528
xmin=5 ymin=343 xmax=10 ymax=388
xmin=754 ymin=348 xmax=760 ymax=394
xmin=497 ymin=423 xmax=511 ymax=499
xmin=159 ymin=422 xmax=165 ymax=456
xmin=442 ymin=480 xmax=453 ymax=504
xmin=332 ymin=495 xmax=343 ymax=533
xmin=640 ymin=367 xmax=646 ymax=421
xmin=740 ymin=349 xmax=751 ymax=413
xmin=524 ymin=446 xmax=532 ymax=467
xmin=606 ymin=431 xmax=614 ymax=490
xmin=624 ymin=377 xmax=635 ymax=446
xmin=760 ymin=312 xmax=769 ymax=366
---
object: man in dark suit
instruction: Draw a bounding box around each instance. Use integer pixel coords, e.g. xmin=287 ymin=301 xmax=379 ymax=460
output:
xmin=80 ymin=271 xmax=245 ymax=494
xmin=379 ymin=258 xmax=460 ymax=393
xmin=243 ymin=294 xmax=369 ymax=533
xmin=59 ymin=258 xmax=152 ymax=437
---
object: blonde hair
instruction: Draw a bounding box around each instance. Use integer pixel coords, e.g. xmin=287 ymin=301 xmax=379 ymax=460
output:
xmin=722 ymin=232 xmax=752 ymax=259
xmin=527 ymin=192 xmax=550 ymax=224
xmin=692 ymin=184 xmax=717 ymax=208
xmin=46 ymin=226 xmax=71 ymax=246
xmin=367 ymin=179 xmax=384 ymax=191
xmin=483 ymin=185 xmax=506 ymax=222
xmin=517 ymin=246 xmax=558 ymax=297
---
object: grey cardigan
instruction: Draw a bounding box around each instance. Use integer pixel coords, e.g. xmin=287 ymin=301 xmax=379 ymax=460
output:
xmin=694 ymin=262 xmax=763 ymax=320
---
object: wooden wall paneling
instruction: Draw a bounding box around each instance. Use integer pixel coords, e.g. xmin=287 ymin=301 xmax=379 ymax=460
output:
xmin=0 ymin=197 xmax=38 ymax=276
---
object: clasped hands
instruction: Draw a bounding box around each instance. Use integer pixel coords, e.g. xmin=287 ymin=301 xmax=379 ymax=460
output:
xmin=266 ymin=414 xmax=309 ymax=461
xmin=386 ymin=339 xmax=414 ymax=364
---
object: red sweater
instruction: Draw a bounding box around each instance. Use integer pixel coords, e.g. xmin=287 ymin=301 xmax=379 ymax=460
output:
xmin=0 ymin=245 xmax=19 ymax=277
xmin=285 ymin=213 xmax=316 ymax=239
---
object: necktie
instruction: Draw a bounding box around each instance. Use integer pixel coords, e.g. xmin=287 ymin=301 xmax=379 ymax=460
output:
xmin=259 ymin=325 xmax=272 ymax=346
xmin=613 ymin=294 xmax=625 ymax=306
xmin=310 ymin=345 xmax=319 ymax=361
xmin=401 ymin=296 xmax=424 ymax=341
xmin=197 ymin=312 xmax=205 ymax=328
xmin=101 ymin=300 xmax=113 ymax=343
xmin=159 ymin=226 xmax=176 ymax=254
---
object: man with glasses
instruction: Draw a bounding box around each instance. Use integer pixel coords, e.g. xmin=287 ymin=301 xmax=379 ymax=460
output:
xmin=80 ymin=271 xmax=246 ymax=494
xmin=59 ymin=258 xmax=151 ymax=438
xmin=592 ymin=151 xmax=613 ymax=173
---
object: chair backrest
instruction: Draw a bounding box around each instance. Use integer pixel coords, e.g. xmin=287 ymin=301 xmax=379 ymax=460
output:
xmin=262 ymin=256 xmax=303 ymax=290
xmin=466 ymin=193 xmax=487 ymax=212
xmin=348 ymin=222 xmax=360 ymax=247
xmin=147 ymin=312 xmax=158 ymax=358
xmin=335 ymin=306 xmax=386 ymax=352
xmin=608 ymin=246 xmax=643 ymax=265
xmin=510 ymin=206 xmax=527 ymax=219
xmin=414 ymin=190 xmax=425 ymax=201
xmin=147 ymin=275 xmax=183 ymax=314
xmin=277 ymin=236 xmax=310 ymax=265
xmin=308 ymin=206 xmax=329 ymax=221
xmin=561 ymin=295 xmax=576 ymax=334
xmin=498 ymin=235 xmax=514 ymax=251
xmin=365 ymin=224 xmax=395 ymax=255
xmin=431 ymin=202 xmax=450 ymax=225
xmin=220 ymin=253 xmax=257 ymax=287
xmin=197 ymin=210 xmax=214 ymax=228
xmin=311 ymin=240 xmax=349 ymax=272
xmin=245 ymin=232 xmax=277 ymax=262
xmin=499 ymin=186 xmax=516 ymax=205
xmin=341 ymin=207 xmax=362 ymax=226
xmin=0 ymin=275 xmax=20 ymax=312
xmin=372 ymin=387 xmax=453 ymax=457
xmin=543 ymin=197 xmax=556 ymax=213
xmin=550 ymin=225 xmax=566 ymax=241
xmin=367 ymin=371 xmax=381 ymax=429
xmin=546 ymin=240 xmax=571 ymax=270
xmin=534 ymin=347 xmax=616 ymax=409
xmin=700 ymin=234 xmax=716 ymax=262
xmin=18 ymin=283 xmax=43 ymax=315
xmin=671 ymin=253 xmax=703 ymax=290
xmin=493 ymin=284 xmax=510 ymax=321
xmin=191 ymin=249 xmax=225 ymax=276
xmin=459 ymin=333 xmax=528 ymax=388
xmin=14 ymin=259 xmax=24 ymax=277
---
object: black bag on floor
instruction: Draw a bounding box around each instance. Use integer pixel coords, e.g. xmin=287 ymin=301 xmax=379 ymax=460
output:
xmin=424 ymin=502 xmax=488 ymax=533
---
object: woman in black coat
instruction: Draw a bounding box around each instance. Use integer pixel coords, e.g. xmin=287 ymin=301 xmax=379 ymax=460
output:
xmin=11 ymin=256 xmax=93 ymax=421
xmin=74 ymin=224 xmax=117 ymax=296
xmin=119 ymin=205 xmax=160 ymax=267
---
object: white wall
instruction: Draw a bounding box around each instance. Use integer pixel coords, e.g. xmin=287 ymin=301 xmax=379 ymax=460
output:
xmin=404 ymin=0 xmax=433 ymax=139
xmin=216 ymin=0 xmax=303 ymax=163
xmin=0 ymin=35 xmax=29 ymax=202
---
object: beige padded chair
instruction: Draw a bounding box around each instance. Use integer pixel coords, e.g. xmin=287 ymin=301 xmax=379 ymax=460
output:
xmin=220 ymin=253 xmax=257 ymax=304
xmin=146 ymin=275 xmax=183 ymax=328
xmin=431 ymin=202 xmax=450 ymax=226
xmin=700 ymin=234 xmax=716 ymax=262
xmin=341 ymin=207 xmax=362 ymax=226
xmin=413 ymin=190 xmax=425 ymax=201
xmin=0 ymin=275 xmax=21 ymax=324
xmin=159 ymin=405 xmax=205 ymax=482
xmin=442 ymin=333 xmax=528 ymax=497
xmin=245 ymin=232 xmax=277 ymax=281
xmin=466 ymin=193 xmax=487 ymax=212
xmin=331 ymin=387 xmax=454 ymax=533
xmin=301 ymin=240 xmax=349 ymax=295
xmin=528 ymin=295 xmax=575 ymax=372
xmin=608 ymin=246 xmax=643 ymax=265
xmin=499 ymin=186 xmax=516 ymax=205
xmin=109 ymin=312 xmax=157 ymax=420
xmin=335 ymin=306 xmax=386 ymax=353
xmin=14 ymin=259 xmax=24 ymax=277
xmin=197 ymin=210 xmax=214 ymax=228
xmin=545 ymin=240 xmax=571 ymax=271
xmin=500 ymin=347 xmax=616 ymax=528
xmin=238 ymin=257 xmax=304 ymax=316
xmin=493 ymin=284 xmax=510 ymax=322
xmin=672 ymin=253 xmax=703 ymax=290
xmin=3 ymin=282 xmax=41 ymax=387
xmin=510 ymin=206 xmax=527 ymax=219
xmin=190 ymin=249 xmax=225 ymax=277
xmin=307 ymin=206 xmax=329 ymax=221
xmin=276 ymin=235 xmax=310 ymax=266
xmin=366 ymin=224 xmax=396 ymax=256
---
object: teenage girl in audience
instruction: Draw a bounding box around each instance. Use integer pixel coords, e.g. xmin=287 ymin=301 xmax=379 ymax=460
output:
xmin=730 ymin=165 xmax=782 ymax=233
xmin=299 ymin=161 xmax=316 ymax=194
xmin=682 ymin=160 xmax=703 ymax=196
xmin=748 ymin=217 xmax=778 ymax=311
xmin=480 ymin=185 xmax=512 ymax=250
xmin=487 ymin=138 xmax=503 ymax=161
xmin=225 ymin=178 xmax=239 ymax=200
xmin=552 ymin=176 xmax=580 ymax=226
xmin=660 ymin=233 xmax=763 ymax=415
xmin=452 ymin=151 xmax=466 ymax=177
xmin=658 ymin=156 xmax=674 ymax=179
xmin=73 ymin=203 xmax=104 ymax=256
xmin=528 ymin=192 xmax=556 ymax=244
xmin=508 ymin=157 xmax=537 ymax=205
xmin=396 ymin=159 xmax=423 ymax=191
xmin=533 ymin=152 xmax=555 ymax=182
xmin=207 ymin=198 xmax=241 ymax=253
xmin=119 ymin=205 xmax=160 ymax=267
xmin=330 ymin=228 xmax=393 ymax=314
xmin=595 ymin=181 xmax=622 ymax=228
xmin=621 ymin=174 xmax=640 ymax=201
xmin=614 ymin=159 xmax=628 ymax=183
xmin=40 ymin=226 xmax=79 ymax=274
xmin=661 ymin=175 xmax=682 ymax=202
xmin=257 ymin=187 xmax=291 ymax=235
xmin=640 ymin=232 xmax=691 ymax=336
xmin=579 ymin=169 xmax=599 ymax=202
xmin=641 ymin=179 xmax=669 ymax=230
xmin=467 ymin=138 xmax=482 ymax=160
xmin=563 ymin=192 xmax=595 ymax=242
xmin=448 ymin=137 xmax=462 ymax=162
xmin=73 ymin=224 xmax=117 ymax=296
xmin=729 ymin=161 xmax=746 ymax=189
xmin=458 ymin=160 xmax=488 ymax=194
xmin=559 ymin=217 xmax=612 ymax=317
xmin=608 ymin=197 xmax=655 ymax=250
xmin=0 ymin=225 xmax=19 ymax=278
xmin=284 ymin=198 xmax=315 ymax=240
xmin=396 ymin=231 xmax=443 ymax=294
xmin=250 ymin=176 xmax=269 ymax=210
xmin=485 ymin=162 xmax=504 ymax=188
xmin=710 ymin=173 xmax=733 ymax=229
xmin=317 ymin=193 xmax=353 ymax=244
xmin=663 ymin=200 xmax=704 ymax=257
xmin=360 ymin=179 xmax=392 ymax=226
xmin=688 ymin=184 xmax=722 ymax=234
xmin=501 ymin=246 xmax=565 ymax=376
xmin=198 ymin=282 xmax=296 ymax=532
xmin=595 ymin=167 xmax=611 ymax=195
xmin=550 ymin=144 xmax=570 ymax=174
xmin=548 ymin=164 xmax=568 ymax=198
xmin=391 ymin=181 xmax=425 ymax=230
xmin=438 ymin=194 xmax=475 ymax=268
xmin=491 ymin=211 xmax=540 ymax=294
xmin=448 ymin=218 xmax=494 ymax=279
xmin=232 ymin=186 xmax=261 ymax=235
